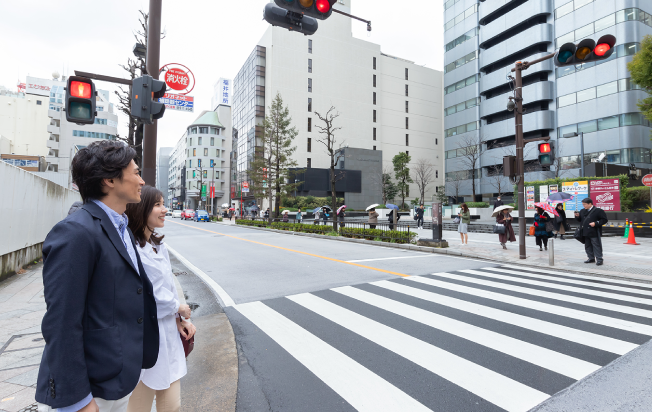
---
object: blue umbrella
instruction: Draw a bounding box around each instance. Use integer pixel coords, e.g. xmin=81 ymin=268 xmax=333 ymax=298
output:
xmin=386 ymin=203 xmax=399 ymax=210
xmin=546 ymin=192 xmax=574 ymax=203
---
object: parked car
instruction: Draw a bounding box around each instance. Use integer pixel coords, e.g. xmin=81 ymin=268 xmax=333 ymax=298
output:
xmin=172 ymin=210 xmax=182 ymax=218
xmin=165 ymin=210 xmax=172 ymax=216
xmin=194 ymin=210 xmax=209 ymax=222
xmin=181 ymin=209 xmax=195 ymax=220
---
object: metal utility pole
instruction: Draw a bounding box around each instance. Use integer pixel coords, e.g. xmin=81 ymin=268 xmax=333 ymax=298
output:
xmin=142 ymin=0 xmax=162 ymax=185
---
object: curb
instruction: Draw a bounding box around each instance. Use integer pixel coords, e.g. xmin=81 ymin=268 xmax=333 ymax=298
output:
xmin=215 ymin=221 xmax=652 ymax=284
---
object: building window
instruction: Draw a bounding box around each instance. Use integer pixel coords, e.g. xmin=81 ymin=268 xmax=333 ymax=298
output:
xmin=373 ymin=127 xmax=376 ymax=140
xmin=191 ymin=127 xmax=197 ymax=134
xmin=198 ymin=137 xmax=202 ymax=145
xmin=189 ymin=160 xmax=192 ymax=168
xmin=405 ymin=85 xmax=409 ymax=96
xmin=406 ymin=134 xmax=409 ymax=146
xmin=405 ymin=68 xmax=409 ymax=80
xmin=373 ymin=75 xmax=376 ymax=87
xmin=307 ymin=158 xmax=312 ymax=168
xmin=198 ymin=159 xmax=202 ymax=167
xmin=308 ymin=98 xmax=312 ymax=112
xmin=373 ymin=110 xmax=376 ymax=123
xmin=193 ymin=148 xmax=196 ymax=156
xmin=216 ymin=149 xmax=220 ymax=157
xmin=211 ymin=127 xmax=218 ymax=134
xmin=308 ymin=59 xmax=312 ymax=73
xmin=436 ymin=170 xmax=439 ymax=178
xmin=436 ymin=138 xmax=438 ymax=145
xmin=36 ymin=100 xmax=42 ymax=105
xmin=373 ymin=92 xmax=376 ymax=105
xmin=406 ymin=151 xmax=409 ymax=157
xmin=199 ymin=127 xmax=208 ymax=134
xmin=308 ymin=39 xmax=312 ymax=53
xmin=203 ymin=170 xmax=208 ymax=178
xmin=308 ymin=78 xmax=312 ymax=92
xmin=308 ymin=118 xmax=312 ymax=132
xmin=373 ymin=57 xmax=376 ymax=70
xmin=307 ymin=138 xmax=312 ymax=152
xmin=406 ymin=101 xmax=409 ymax=113
xmin=211 ymin=137 xmax=215 ymax=146
xmin=189 ymin=138 xmax=192 ymax=146
xmin=373 ymin=146 xmax=376 ymax=150
xmin=204 ymin=148 xmax=208 ymax=156
xmin=406 ymin=117 xmax=409 ymax=129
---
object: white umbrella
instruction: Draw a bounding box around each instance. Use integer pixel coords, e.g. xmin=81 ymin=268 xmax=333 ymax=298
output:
xmin=221 ymin=203 xmax=229 ymax=208
xmin=282 ymin=210 xmax=291 ymax=214
xmin=491 ymin=205 xmax=515 ymax=218
xmin=366 ymin=203 xmax=380 ymax=211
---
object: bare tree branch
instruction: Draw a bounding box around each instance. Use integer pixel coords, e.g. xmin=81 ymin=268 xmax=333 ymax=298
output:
xmin=413 ymin=158 xmax=435 ymax=205
xmin=314 ymin=106 xmax=345 ymax=231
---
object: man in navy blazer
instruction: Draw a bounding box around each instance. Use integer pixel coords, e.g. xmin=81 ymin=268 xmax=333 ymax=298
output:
xmin=36 ymin=141 xmax=159 ymax=412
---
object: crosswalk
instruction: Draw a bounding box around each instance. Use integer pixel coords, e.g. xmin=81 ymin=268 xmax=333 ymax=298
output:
xmin=232 ymin=265 xmax=652 ymax=412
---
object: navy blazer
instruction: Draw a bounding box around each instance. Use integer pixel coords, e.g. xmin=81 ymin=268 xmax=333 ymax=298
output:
xmin=36 ymin=202 xmax=159 ymax=408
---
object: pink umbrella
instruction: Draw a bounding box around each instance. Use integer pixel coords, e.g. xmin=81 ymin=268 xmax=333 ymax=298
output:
xmin=337 ymin=205 xmax=347 ymax=214
xmin=534 ymin=202 xmax=559 ymax=217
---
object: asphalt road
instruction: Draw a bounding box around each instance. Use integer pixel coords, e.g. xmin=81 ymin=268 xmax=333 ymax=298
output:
xmin=161 ymin=219 xmax=652 ymax=412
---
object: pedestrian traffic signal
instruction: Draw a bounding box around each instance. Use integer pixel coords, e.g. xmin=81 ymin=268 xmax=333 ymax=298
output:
xmin=264 ymin=3 xmax=318 ymax=35
xmin=274 ymin=0 xmax=336 ymax=20
xmin=554 ymin=35 xmax=616 ymax=67
xmin=131 ymin=75 xmax=167 ymax=125
xmin=538 ymin=142 xmax=554 ymax=166
xmin=65 ymin=76 xmax=96 ymax=125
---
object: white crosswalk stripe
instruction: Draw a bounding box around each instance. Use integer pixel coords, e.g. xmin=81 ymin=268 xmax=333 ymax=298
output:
xmin=234 ymin=266 xmax=652 ymax=412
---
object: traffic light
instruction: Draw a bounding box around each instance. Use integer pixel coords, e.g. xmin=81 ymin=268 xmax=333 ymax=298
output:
xmin=263 ymin=3 xmax=318 ymax=35
xmin=131 ymin=75 xmax=167 ymax=125
xmin=274 ymin=0 xmax=337 ymax=20
xmin=538 ymin=142 xmax=554 ymax=166
xmin=554 ymin=35 xmax=616 ymax=67
xmin=65 ymin=76 xmax=96 ymax=125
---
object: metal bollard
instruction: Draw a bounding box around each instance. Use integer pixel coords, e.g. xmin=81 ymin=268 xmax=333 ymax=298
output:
xmin=548 ymin=238 xmax=554 ymax=266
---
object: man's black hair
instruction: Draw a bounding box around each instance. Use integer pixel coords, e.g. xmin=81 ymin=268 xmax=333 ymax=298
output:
xmin=71 ymin=140 xmax=137 ymax=202
xmin=582 ymin=197 xmax=593 ymax=205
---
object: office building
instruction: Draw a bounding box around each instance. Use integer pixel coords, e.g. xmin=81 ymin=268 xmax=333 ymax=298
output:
xmin=231 ymin=0 xmax=444 ymax=211
xmin=156 ymin=147 xmax=172 ymax=206
xmin=443 ymin=0 xmax=652 ymax=201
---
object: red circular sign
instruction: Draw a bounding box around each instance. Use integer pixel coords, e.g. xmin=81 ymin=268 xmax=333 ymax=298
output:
xmin=165 ymin=68 xmax=190 ymax=91
xmin=642 ymin=174 xmax=652 ymax=187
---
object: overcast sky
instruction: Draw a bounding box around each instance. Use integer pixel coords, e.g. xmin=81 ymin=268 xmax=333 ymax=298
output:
xmin=1 ymin=0 xmax=444 ymax=150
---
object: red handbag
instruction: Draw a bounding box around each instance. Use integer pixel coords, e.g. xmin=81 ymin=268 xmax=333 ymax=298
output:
xmin=181 ymin=328 xmax=194 ymax=358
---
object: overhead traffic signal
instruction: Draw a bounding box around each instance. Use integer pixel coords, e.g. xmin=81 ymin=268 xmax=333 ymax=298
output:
xmin=274 ymin=0 xmax=337 ymax=20
xmin=131 ymin=75 xmax=167 ymax=125
xmin=538 ymin=142 xmax=554 ymax=167
xmin=554 ymin=35 xmax=616 ymax=67
xmin=65 ymin=76 xmax=96 ymax=125
xmin=263 ymin=3 xmax=318 ymax=35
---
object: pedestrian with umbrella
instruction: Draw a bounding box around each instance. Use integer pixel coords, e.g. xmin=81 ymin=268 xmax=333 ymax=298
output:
xmin=386 ymin=204 xmax=400 ymax=230
xmin=322 ymin=206 xmax=330 ymax=225
xmin=492 ymin=205 xmax=516 ymax=249
xmin=313 ymin=207 xmax=320 ymax=225
xmin=366 ymin=204 xmax=379 ymax=229
xmin=553 ymin=203 xmax=569 ymax=239
xmin=533 ymin=203 xmax=557 ymax=251
xmin=337 ymin=205 xmax=347 ymax=228
xmin=282 ymin=210 xmax=290 ymax=222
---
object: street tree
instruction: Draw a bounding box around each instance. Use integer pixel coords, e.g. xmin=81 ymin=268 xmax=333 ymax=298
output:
xmin=413 ymin=158 xmax=435 ymax=205
xmin=393 ymin=152 xmax=413 ymax=209
xmin=249 ymin=93 xmax=300 ymax=223
xmin=446 ymin=171 xmax=464 ymax=204
xmin=485 ymin=165 xmax=508 ymax=198
xmin=314 ymin=106 xmax=345 ymax=232
xmin=628 ymin=34 xmax=652 ymax=139
xmin=456 ymin=135 xmax=481 ymax=201
xmin=382 ymin=170 xmax=399 ymax=205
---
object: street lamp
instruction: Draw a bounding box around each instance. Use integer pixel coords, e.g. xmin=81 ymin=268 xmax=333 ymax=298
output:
xmin=563 ymin=132 xmax=584 ymax=177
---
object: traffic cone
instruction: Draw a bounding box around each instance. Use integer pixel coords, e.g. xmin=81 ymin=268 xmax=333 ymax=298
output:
xmin=624 ymin=223 xmax=640 ymax=245
xmin=622 ymin=219 xmax=629 ymax=238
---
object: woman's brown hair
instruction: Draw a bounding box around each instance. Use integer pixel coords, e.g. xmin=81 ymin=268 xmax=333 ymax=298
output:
xmin=460 ymin=203 xmax=469 ymax=212
xmin=125 ymin=185 xmax=165 ymax=248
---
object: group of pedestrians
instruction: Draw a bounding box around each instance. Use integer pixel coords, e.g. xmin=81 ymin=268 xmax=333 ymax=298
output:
xmin=36 ymin=141 xmax=195 ymax=412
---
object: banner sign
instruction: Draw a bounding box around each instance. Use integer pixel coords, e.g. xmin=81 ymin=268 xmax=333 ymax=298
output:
xmin=590 ymin=179 xmax=621 ymax=212
xmin=539 ymin=185 xmax=549 ymax=204
xmin=549 ymin=185 xmax=558 ymax=194
xmin=159 ymin=93 xmax=194 ymax=112
xmin=25 ymin=76 xmax=52 ymax=96
xmin=526 ymin=186 xmax=535 ymax=210
xmin=562 ymin=181 xmax=589 ymax=212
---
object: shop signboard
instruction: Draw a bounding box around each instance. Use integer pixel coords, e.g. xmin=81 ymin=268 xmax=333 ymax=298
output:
xmin=158 ymin=93 xmax=194 ymax=112
xmin=526 ymin=186 xmax=535 ymax=210
xmin=562 ymin=181 xmax=589 ymax=212
xmin=539 ymin=185 xmax=549 ymax=204
xmin=589 ymin=179 xmax=621 ymax=212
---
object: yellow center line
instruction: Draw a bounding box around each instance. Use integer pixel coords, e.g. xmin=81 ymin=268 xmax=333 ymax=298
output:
xmin=168 ymin=220 xmax=410 ymax=277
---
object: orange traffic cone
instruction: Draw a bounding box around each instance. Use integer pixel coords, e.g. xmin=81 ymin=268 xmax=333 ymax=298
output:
xmin=624 ymin=223 xmax=640 ymax=245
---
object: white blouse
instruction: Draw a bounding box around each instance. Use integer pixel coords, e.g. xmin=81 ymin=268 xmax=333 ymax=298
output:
xmin=137 ymin=242 xmax=187 ymax=390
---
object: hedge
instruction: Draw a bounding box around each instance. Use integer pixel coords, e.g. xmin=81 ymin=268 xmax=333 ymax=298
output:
xmin=465 ymin=202 xmax=489 ymax=208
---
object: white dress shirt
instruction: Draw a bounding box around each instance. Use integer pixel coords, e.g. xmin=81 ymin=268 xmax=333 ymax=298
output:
xmin=137 ymin=242 xmax=187 ymax=390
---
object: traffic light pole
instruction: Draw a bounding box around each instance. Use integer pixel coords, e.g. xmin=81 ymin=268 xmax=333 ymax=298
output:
xmin=142 ymin=0 xmax=162 ymax=186
xmin=511 ymin=52 xmax=555 ymax=260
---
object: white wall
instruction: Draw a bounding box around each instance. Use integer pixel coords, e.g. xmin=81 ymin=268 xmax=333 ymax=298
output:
xmin=0 ymin=94 xmax=50 ymax=157
xmin=0 ymin=161 xmax=81 ymax=257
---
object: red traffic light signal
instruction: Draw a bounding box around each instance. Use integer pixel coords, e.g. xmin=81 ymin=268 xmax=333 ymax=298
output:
xmin=315 ymin=0 xmax=331 ymax=13
xmin=274 ymin=0 xmax=336 ymax=20
xmin=554 ymin=35 xmax=616 ymax=67
xmin=65 ymin=76 xmax=96 ymax=125
xmin=538 ymin=142 xmax=554 ymax=166
xmin=538 ymin=143 xmax=551 ymax=153
xmin=70 ymin=81 xmax=92 ymax=99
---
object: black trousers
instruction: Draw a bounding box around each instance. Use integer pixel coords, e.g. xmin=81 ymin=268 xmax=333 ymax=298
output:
xmin=585 ymin=235 xmax=603 ymax=261
xmin=535 ymin=235 xmax=549 ymax=248
xmin=417 ymin=217 xmax=424 ymax=227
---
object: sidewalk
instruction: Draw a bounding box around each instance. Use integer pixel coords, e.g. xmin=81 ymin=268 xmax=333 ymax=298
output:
xmin=433 ymin=229 xmax=652 ymax=280
xmin=0 ymin=258 xmax=237 ymax=412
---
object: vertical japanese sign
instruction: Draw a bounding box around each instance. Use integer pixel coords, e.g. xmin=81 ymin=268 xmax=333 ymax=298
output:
xmin=562 ymin=181 xmax=589 ymax=211
xmin=212 ymin=78 xmax=232 ymax=108
xmin=526 ymin=186 xmax=535 ymax=210
xmin=590 ymin=179 xmax=621 ymax=212
xmin=539 ymin=186 xmax=549 ymax=204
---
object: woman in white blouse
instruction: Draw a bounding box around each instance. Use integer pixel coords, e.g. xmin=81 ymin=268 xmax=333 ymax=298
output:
xmin=125 ymin=186 xmax=196 ymax=412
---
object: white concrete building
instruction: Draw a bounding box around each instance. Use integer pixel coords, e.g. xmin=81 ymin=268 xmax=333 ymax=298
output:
xmin=0 ymin=86 xmax=49 ymax=157
xmin=231 ymin=0 xmax=444 ymax=210
xmin=156 ymin=147 xmax=172 ymax=206
xmin=167 ymin=133 xmax=187 ymax=210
